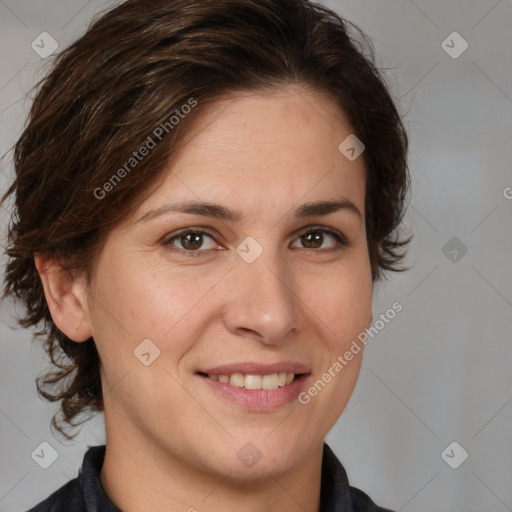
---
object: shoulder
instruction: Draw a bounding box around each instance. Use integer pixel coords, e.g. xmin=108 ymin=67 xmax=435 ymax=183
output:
xmin=349 ymin=485 xmax=396 ymax=512
xmin=25 ymin=476 xmax=84 ymax=512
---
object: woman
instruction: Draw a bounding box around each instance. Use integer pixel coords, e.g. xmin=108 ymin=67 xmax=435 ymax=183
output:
xmin=2 ymin=0 xmax=411 ymax=510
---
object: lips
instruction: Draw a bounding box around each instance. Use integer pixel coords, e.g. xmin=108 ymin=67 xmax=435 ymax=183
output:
xmin=196 ymin=362 xmax=310 ymax=390
xmin=195 ymin=361 xmax=311 ymax=409
xmin=202 ymin=372 xmax=296 ymax=390
xmin=197 ymin=361 xmax=311 ymax=376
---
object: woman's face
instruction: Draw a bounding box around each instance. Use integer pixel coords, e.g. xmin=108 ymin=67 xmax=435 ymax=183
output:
xmin=86 ymin=86 xmax=373 ymax=478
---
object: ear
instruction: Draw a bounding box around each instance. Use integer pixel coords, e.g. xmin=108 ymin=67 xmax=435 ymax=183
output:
xmin=34 ymin=252 xmax=93 ymax=342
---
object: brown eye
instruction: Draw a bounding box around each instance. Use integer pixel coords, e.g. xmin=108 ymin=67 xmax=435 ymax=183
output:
xmin=300 ymin=231 xmax=324 ymax=249
xmin=164 ymin=228 xmax=219 ymax=253
xmin=292 ymin=226 xmax=348 ymax=251
xmin=180 ymin=232 xmax=204 ymax=250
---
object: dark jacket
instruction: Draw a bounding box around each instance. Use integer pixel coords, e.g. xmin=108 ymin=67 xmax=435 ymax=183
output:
xmin=27 ymin=443 xmax=395 ymax=511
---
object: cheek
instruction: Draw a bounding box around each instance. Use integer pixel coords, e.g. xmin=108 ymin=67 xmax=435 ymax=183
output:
xmin=92 ymin=251 xmax=192 ymax=335
xmin=305 ymin=259 xmax=373 ymax=349
xmin=89 ymin=252 xmax=223 ymax=379
xmin=293 ymin=264 xmax=372 ymax=444
xmin=88 ymin=267 xmax=196 ymax=415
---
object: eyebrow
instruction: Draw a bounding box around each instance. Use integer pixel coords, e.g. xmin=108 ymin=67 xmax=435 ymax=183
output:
xmin=135 ymin=198 xmax=362 ymax=224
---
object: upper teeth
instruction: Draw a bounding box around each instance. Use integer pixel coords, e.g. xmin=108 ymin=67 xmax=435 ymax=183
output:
xmin=208 ymin=372 xmax=295 ymax=390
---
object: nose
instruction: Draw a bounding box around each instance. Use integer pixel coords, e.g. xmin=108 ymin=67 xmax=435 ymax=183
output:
xmin=222 ymin=247 xmax=301 ymax=345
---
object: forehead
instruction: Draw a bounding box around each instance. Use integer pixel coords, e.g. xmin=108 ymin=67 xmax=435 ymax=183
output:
xmin=176 ymin=86 xmax=355 ymax=161
xmin=129 ymin=86 xmax=367 ymax=223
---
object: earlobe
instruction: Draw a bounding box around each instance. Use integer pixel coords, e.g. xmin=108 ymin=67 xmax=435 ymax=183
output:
xmin=34 ymin=252 xmax=93 ymax=342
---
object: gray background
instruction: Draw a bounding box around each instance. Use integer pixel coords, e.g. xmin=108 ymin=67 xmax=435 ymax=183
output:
xmin=1 ymin=0 xmax=511 ymax=510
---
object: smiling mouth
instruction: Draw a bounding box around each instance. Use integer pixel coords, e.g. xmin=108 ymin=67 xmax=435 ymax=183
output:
xmin=197 ymin=371 xmax=304 ymax=390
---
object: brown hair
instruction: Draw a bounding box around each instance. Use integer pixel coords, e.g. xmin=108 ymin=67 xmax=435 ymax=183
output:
xmin=1 ymin=0 xmax=411 ymax=439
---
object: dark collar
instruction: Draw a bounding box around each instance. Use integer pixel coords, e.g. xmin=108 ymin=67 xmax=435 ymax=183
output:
xmin=319 ymin=442 xmax=353 ymax=511
xmin=80 ymin=445 xmax=120 ymax=512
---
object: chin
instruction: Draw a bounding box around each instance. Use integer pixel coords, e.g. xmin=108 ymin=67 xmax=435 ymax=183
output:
xmin=201 ymin=434 xmax=316 ymax=481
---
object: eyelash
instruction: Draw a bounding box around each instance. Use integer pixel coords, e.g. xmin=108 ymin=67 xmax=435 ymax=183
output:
xmin=163 ymin=225 xmax=349 ymax=257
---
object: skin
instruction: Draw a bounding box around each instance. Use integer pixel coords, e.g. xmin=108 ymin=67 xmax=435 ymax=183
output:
xmin=35 ymin=85 xmax=373 ymax=512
